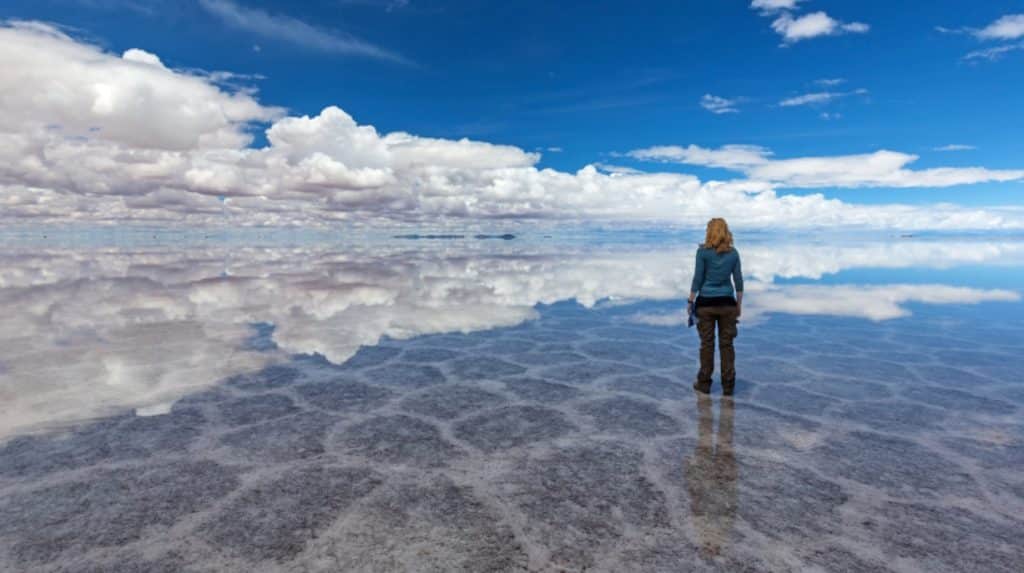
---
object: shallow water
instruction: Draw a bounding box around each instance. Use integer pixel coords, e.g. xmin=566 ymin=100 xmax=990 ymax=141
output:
xmin=1 ymin=234 xmax=1022 ymax=572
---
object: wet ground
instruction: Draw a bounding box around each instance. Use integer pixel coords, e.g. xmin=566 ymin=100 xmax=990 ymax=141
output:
xmin=1 ymin=236 xmax=1022 ymax=571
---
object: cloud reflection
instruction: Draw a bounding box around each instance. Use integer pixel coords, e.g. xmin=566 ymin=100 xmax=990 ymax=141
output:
xmin=630 ymin=283 xmax=1019 ymax=326
xmin=0 ymin=239 xmax=1019 ymax=438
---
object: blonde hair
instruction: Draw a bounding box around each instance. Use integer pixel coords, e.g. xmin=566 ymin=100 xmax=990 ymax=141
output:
xmin=703 ymin=218 xmax=733 ymax=254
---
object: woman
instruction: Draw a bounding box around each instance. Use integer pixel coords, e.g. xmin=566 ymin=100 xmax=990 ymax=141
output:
xmin=688 ymin=218 xmax=743 ymax=396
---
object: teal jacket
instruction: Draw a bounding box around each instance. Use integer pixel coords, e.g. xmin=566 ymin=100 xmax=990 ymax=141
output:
xmin=690 ymin=246 xmax=743 ymax=298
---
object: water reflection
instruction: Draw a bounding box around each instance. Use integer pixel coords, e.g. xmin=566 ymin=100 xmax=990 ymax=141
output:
xmin=0 ymin=238 xmax=1020 ymax=437
xmin=685 ymin=395 xmax=737 ymax=558
xmin=630 ymin=282 xmax=1020 ymax=325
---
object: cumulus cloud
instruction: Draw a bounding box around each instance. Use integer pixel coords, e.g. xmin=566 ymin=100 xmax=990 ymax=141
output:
xmin=700 ymin=94 xmax=741 ymax=114
xmin=628 ymin=144 xmax=1024 ymax=189
xmin=737 ymin=240 xmax=1024 ymax=283
xmin=1 ymin=20 xmax=1024 ymax=230
xmin=0 ymin=21 xmax=280 ymax=150
xmin=973 ymin=14 xmax=1024 ymax=40
xmin=770 ymin=11 xmax=869 ymax=43
xmin=198 ymin=0 xmax=408 ymax=63
xmin=750 ymin=1 xmax=868 ymax=44
xmin=747 ymin=153 xmax=1023 ymax=188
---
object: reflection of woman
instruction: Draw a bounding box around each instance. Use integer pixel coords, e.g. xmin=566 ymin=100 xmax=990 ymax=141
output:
xmin=688 ymin=218 xmax=743 ymax=396
xmin=684 ymin=394 xmax=737 ymax=558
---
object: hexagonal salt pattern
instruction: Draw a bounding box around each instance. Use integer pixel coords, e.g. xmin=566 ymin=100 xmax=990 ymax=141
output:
xmin=1 ymin=300 xmax=1022 ymax=572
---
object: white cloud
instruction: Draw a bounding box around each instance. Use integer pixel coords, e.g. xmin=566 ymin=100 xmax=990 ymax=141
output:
xmin=770 ymin=11 xmax=869 ymax=44
xmin=974 ymin=14 xmax=1024 ymax=40
xmin=750 ymin=0 xmax=801 ymax=14
xmin=198 ymin=0 xmax=408 ymax=63
xmin=121 ymin=47 xmax=165 ymax=67
xmin=628 ymin=144 xmax=772 ymax=169
xmin=814 ymin=78 xmax=846 ymax=86
xmin=738 ymin=239 xmax=1024 ymax=283
xmin=339 ymin=0 xmax=411 ymax=10
xmin=744 ymin=153 xmax=1022 ymax=189
xmin=700 ymin=94 xmax=741 ymax=114
xmin=1 ymin=21 xmax=1024 ymax=231
xmin=628 ymin=144 xmax=1024 ymax=189
xmin=941 ymin=14 xmax=1024 ymax=61
xmin=934 ymin=144 xmax=976 ymax=152
xmin=593 ymin=163 xmax=644 ymax=176
xmin=964 ymin=42 xmax=1024 ymax=61
xmin=842 ymin=22 xmax=870 ymax=34
xmin=0 ymin=21 xmax=280 ymax=151
xmin=750 ymin=1 xmax=868 ymax=44
xmin=779 ymin=88 xmax=867 ymax=107
xmin=780 ymin=92 xmax=836 ymax=106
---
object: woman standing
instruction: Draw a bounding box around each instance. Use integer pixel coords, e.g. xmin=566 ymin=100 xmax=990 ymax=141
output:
xmin=688 ymin=218 xmax=744 ymax=396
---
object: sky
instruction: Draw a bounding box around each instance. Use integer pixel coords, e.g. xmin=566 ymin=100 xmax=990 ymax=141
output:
xmin=1 ymin=0 xmax=1023 ymax=230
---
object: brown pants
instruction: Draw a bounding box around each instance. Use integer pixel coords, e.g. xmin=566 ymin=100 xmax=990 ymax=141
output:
xmin=695 ymin=305 xmax=738 ymax=390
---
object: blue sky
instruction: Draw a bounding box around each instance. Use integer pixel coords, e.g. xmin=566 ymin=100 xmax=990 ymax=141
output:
xmin=1 ymin=0 xmax=1023 ymax=228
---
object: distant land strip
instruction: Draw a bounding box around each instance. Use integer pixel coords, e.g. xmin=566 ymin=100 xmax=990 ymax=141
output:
xmin=394 ymin=234 xmax=517 ymax=240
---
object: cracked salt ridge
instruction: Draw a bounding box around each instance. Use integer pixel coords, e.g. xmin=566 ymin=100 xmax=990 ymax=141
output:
xmin=2 ymin=302 xmax=1024 ymax=571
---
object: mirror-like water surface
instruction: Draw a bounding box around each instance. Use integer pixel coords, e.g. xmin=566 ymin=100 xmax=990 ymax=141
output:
xmin=1 ymin=235 xmax=1022 ymax=571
